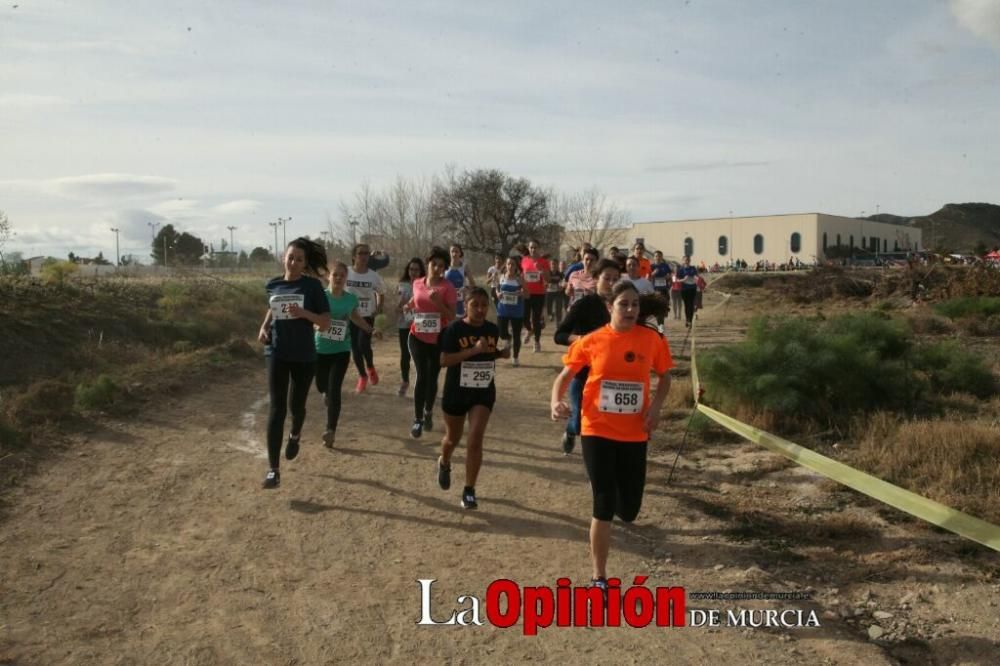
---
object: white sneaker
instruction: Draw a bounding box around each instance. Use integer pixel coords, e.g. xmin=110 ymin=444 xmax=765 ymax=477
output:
xmin=512 ymin=357 xmax=520 ymax=367
xmin=533 ymin=341 xmax=541 ymax=353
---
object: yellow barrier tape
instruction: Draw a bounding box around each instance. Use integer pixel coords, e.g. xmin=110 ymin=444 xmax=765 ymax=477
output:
xmin=686 ymin=317 xmax=1000 ymax=553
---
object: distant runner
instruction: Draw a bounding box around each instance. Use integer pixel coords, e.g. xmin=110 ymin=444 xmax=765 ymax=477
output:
xmin=553 ymin=258 xmax=621 ymax=454
xmin=345 ymin=243 xmax=386 ymax=393
xmin=396 ymin=258 xmax=425 ymax=397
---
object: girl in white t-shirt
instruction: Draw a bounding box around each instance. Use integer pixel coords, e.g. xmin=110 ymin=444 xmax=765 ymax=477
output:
xmin=345 ymin=243 xmax=386 ymax=393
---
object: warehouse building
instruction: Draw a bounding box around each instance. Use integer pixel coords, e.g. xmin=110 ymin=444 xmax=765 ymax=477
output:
xmin=630 ymin=213 xmax=923 ymax=265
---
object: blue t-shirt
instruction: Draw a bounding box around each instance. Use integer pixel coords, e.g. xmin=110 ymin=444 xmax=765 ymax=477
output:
xmin=650 ymin=262 xmax=672 ymax=293
xmin=445 ymin=266 xmax=467 ymax=317
xmin=265 ymin=275 xmax=329 ymax=362
xmin=564 ymin=261 xmax=584 ymax=281
xmin=496 ymin=277 xmax=525 ymax=318
xmin=676 ymin=265 xmax=699 ymax=291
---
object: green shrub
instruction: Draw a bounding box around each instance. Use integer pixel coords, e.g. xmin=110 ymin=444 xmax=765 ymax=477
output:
xmin=911 ymin=341 xmax=997 ymax=399
xmin=74 ymin=375 xmax=120 ymax=411
xmin=933 ymin=296 xmax=1000 ymax=320
xmin=697 ymin=312 xmax=996 ymax=428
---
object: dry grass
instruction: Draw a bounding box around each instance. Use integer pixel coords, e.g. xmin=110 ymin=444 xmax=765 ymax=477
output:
xmin=665 ymin=377 xmax=694 ymax=411
xmin=852 ymin=412 xmax=1000 ymax=523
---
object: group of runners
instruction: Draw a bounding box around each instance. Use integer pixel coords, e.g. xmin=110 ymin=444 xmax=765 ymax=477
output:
xmin=259 ymin=236 xmax=681 ymax=588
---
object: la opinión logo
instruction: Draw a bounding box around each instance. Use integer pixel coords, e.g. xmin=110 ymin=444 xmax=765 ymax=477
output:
xmin=416 ymin=577 xmax=686 ymax=635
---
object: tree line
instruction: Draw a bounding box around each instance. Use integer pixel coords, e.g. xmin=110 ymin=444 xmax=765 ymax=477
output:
xmin=329 ymin=167 xmax=630 ymax=264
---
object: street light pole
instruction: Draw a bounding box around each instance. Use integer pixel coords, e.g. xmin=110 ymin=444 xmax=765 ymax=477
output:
xmin=110 ymin=227 xmax=120 ymax=266
xmin=148 ymin=221 xmax=161 ymax=265
xmin=278 ymin=217 xmax=291 ymax=248
xmin=268 ymin=221 xmax=279 ymax=264
xmin=227 ymin=225 xmax=237 ymax=252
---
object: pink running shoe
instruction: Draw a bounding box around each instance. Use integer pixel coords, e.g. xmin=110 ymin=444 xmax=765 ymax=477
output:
xmin=367 ymin=367 xmax=380 ymax=386
xmin=355 ymin=376 xmax=368 ymax=394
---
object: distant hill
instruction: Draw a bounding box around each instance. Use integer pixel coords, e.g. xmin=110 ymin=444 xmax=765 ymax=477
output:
xmin=868 ymin=203 xmax=1000 ymax=253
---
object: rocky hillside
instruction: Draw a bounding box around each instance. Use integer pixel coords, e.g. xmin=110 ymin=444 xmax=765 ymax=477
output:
xmin=869 ymin=203 xmax=1000 ymax=253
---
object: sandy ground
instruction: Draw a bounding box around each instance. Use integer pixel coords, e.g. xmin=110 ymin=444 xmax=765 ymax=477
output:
xmin=1 ymin=290 xmax=998 ymax=665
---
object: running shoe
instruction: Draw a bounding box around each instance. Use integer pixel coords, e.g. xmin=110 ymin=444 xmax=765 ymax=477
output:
xmin=461 ymin=486 xmax=477 ymax=509
xmin=437 ymin=458 xmax=451 ymax=490
xmin=397 ymin=382 xmax=409 ymax=397
xmin=322 ymin=430 xmax=335 ymax=449
xmin=367 ymin=367 xmax=380 ymax=386
xmin=590 ymin=577 xmax=609 ymax=599
xmin=533 ymin=340 xmax=541 ymax=353
xmin=511 ymin=357 xmax=519 ymax=368
xmin=423 ymin=409 xmax=434 ymax=432
xmin=285 ymin=434 xmax=300 ymax=460
xmin=355 ymin=376 xmax=368 ymax=394
xmin=522 ymin=329 xmax=531 ymax=344
xmin=410 ymin=419 xmax=423 ymax=439
xmin=262 ymin=468 xmax=280 ymax=489
xmin=561 ymin=432 xmax=576 ymax=455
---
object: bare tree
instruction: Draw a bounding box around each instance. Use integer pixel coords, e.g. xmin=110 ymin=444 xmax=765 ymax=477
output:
xmin=554 ymin=187 xmax=630 ymax=255
xmin=431 ymin=167 xmax=556 ymax=256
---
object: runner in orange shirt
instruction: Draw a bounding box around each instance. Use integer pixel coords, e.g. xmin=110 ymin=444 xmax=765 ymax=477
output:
xmin=631 ymin=242 xmax=652 ymax=279
xmin=550 ymin=280 xmax=673 ymax=592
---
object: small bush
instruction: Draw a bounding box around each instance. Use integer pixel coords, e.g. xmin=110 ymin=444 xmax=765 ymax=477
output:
xmin=911 ymin=341 xmax=998 ymax=399
xmin=40 ymin=260 xmax=79 ymax=286
xmin=74 ymin=375 xmax=120 ymax=411
xmin=172 ymin=340 xmax=195 ymax=354
xmin=933 ymin=296 xmax=1000 ymax=320
xmin=7 ymin=380 xmax=74 ymax=424
xmin=964 ymin=314 xmax=1000 ymax=337
xmin=906 ymin=312 xmax=956 ymax=336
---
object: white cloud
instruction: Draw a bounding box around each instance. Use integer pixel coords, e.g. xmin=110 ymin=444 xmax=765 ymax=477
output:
xmin=0 ymin=94 xmax=67 ymax=108
xmin=212 ymin=199 xmax=261 ymax=215
xmin=51 ymin=174 xmax=177 ymax=200
xmin=950 ymin=0 xmax=1000 ymax=47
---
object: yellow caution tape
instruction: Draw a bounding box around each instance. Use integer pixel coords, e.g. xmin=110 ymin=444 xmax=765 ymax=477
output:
xmin=687 ymin=319 xmax=1000 ymax=553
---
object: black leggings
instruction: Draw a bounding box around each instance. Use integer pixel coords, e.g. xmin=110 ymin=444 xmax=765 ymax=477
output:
xmin=581 ymin=436 xmax=647 ymax=522
xmin=349 ymin=316 xmax=375 ymax=376
xmin=546 ymin=291 xmax=564 ymax=322
xmin=681 ymin=289 xmax=697 ymax=325
xmin=315 ymin=351 xmax=351 ymax=432
xmin=527 ymin=295 xmax=545 ymax=342
xmin=497 ymin=316 xmax=523 ymax=358
xmin=398 ymin=328 xmax=411 ymax=383
xmin=266 ymin=356 xmax=316 ymax=469
xmin=408 ymin=336 xmax=440 ymax=420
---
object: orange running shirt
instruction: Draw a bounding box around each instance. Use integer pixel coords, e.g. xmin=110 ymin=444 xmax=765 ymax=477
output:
xmin=562 ymin=324 xmax=674 ymax=442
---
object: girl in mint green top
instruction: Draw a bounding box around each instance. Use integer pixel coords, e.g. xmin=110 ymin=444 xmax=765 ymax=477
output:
xmin=314 ymin=262 xmax=381 ymax=448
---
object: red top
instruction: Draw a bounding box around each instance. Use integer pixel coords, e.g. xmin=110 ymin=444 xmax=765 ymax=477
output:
xmin=520 ymin=256 xmax=551 ymax=296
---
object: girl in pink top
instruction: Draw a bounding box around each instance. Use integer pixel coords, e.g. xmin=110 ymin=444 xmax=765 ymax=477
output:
xmin=404 ymin=247 xmax=457 ymax=438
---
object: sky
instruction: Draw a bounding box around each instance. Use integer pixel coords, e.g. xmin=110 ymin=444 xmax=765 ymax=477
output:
xmin=1 ymin=0 xmax=999 ymax=261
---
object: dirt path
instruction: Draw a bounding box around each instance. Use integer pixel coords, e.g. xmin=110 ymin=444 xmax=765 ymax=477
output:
xmin=2 ymin=294 xmax=997 ymax=664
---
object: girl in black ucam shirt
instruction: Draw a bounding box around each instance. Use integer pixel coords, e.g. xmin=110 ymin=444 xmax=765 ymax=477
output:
xmin=257 ymin=238 xmax=330 ymax=489
xmin=436 ymin=287 xmax=510 ymax=510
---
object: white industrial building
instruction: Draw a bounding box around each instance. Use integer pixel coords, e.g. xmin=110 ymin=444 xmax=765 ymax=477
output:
xmin=630 ymin=213 xmax=923 ymax=266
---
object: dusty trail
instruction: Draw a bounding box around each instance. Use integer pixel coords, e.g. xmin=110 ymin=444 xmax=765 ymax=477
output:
xmin=1 ymin=292 xmax=996 ymax=664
